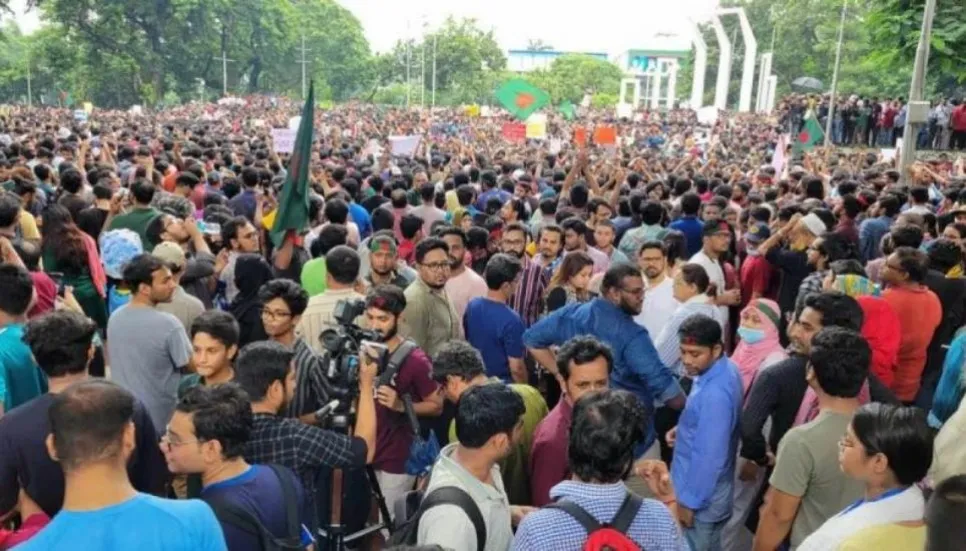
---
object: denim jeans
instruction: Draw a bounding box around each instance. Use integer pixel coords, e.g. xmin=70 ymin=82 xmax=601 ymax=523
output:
xmin=685 ymin=518 xmax=726 ymax=551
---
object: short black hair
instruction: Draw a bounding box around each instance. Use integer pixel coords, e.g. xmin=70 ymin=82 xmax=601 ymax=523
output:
xmin=437 ymin=226 xmax=468 ymax=246
xmin=928 ymin=239 xmax=963 ymax=274
xmin=400 ymin=214 xmax=424 ymax=240
xmin=680 ymin=192 xmax=701 ymax=216
xmin=678 ymin=314 xmax=722 ymax=347
xmin=258 ymin=279 xmax=309 ymax=317
xmin=0 ymin=263 xmax=33 ymax=316
xmin=122 ymin=253 xmax=167 ymax=292
xmin=679 ymin=263 xmax=710 ymax=293
xmin=325 ymin=245 xmax=361 ymax=285
xmin=22 ymin=310 xmax=97 ymax=378
xmin=60 ymin=169 xmax=84 ymax=194
xmin=891 ymin=225 xmax=924 ymax=249
xmin=802 ymin=291 xmax=863 ymax=331
xmin=569 ymin=390 xmax=646 ymax=484
xmin=851 ymin=403 xmax=933 ymax=485
xmin=641 ymin=201 xmax=665 ymax=225
xmin=454 ymin=383 xmax=525 ymax=449
xmin=233 ymin=341 xmax=294 ymax=401
xmin=431 ymin=340 xmax=486 ymax=383
xmin=893 ymin=246 xmax=930 ymax=283
xmin=190 ymin=310 xmax=240 ymax=349
xmin=483 ymin=253 xmax=522 ymax=290
xmin=414 ymin=237 xmax=448 ymax=264
xmin=927 ymin=474 xmax=966 ymax=550
xmin=816 ymin=231 xmax=858 ymax=263
xmin=131 ymin=178 xmax=156 ymax=205
xmin=222 ymin=216 xmax=251 ymax=248
xmin=808 ymin=327 xmax=869 ymax=398
xmin=561 ymin=217 xmax=588 ymax=237
xmin=372 ymin=207 xmax=395 ymax=232
xmin=0 ymin=192 xmax=20 ymax=227
xmin=638 ymin=240 xmax=667 ymax=257
xmin=879 ymin=195 xmax=901 ymax=217
xmin=311 ymin=225 xmax=348 ymax=259
xmin=556 ymin=336 xmax=613 ymax=381
xmin=600 ymin=263 xmax=641 ymax=294
xmin=324 ymin=198 xmax=349 ymax=225
xmin=176 ymin=383 xmax=253 ymax=460
xmin=48 ymin=380 xmax=135 ymax=471
xmin=365 ymin=284 xmax=406 ymax=317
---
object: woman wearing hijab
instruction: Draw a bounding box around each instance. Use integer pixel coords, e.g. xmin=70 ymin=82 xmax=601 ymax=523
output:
xmin=228 ymin=253 xmax=273 ymax=347
xmin=731 ymin=298 xmax=786 ymax=396
xmin=799 ymin=404 xmax=933 ymax=550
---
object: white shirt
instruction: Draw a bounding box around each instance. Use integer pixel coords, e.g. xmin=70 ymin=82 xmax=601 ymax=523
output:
xmin=635 ymin=276 xmax=679 ymax=339
xmin=689 ymin=249 xmax=729 ymax=325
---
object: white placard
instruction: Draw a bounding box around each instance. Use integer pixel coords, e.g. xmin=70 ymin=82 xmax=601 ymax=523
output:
xmin=389 ymin=135 xmax=421 ymax=157
xmin=271 ymin=128 xmax=297 ymax=154
xmin=73 ymin=110 xmax=88 ymax=123
xmin=615 ymin=103 xmax=633 ymax=118
xmin=549 ymin=138 xmax=563 ymax=155
xmin=288 ymin=116 xmax=302 ymax=130
xmin=881 ymin=148 xmax=897 ymax=161
xmin=696 ymin=106 xmax=718 ymax=125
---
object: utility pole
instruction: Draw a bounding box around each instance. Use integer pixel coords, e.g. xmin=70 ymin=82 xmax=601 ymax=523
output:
xmin=25 ymin=48 xmax=31 ymax=107
xmin=214 ymin=48 xmax=234 ymax=97
xmin=431 ymin=33 xmax=437 ymax=108
xmin=406 ymin=20 xmax=412 ymax=108
xmin=824 ymin=0 xmax=847 ymax=147
xmin=899 ymin=0 xmax=937 ymax=181
xmin=421 ymin=26 xmax=427 ymax=108
xmin=297 ymin=33 xmax=311 ymax=99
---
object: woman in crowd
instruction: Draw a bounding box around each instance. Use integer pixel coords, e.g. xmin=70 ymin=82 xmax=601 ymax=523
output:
xmin=799 ymin=403 xmax=933 ymax=550
xmin=227 ymin=253 xmax=273 ymax=346
xmin=544 ymin=251 xmax=595 ymax=314
xmin=731 ymin=298 xmax=787 ymax=396
xmin=662 ymin=230 xmax=688 ymax=277
xmin=40 ymin=204 xmax=107 ymax=331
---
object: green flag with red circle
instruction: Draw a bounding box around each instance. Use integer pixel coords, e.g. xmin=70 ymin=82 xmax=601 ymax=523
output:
xmin=495 ymin=79 xmax=550 ymax=120
xmin=793 ymin=115 xmax=824 ymax=154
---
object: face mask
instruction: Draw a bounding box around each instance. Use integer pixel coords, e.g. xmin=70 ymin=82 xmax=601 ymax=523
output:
xmin=738 ymin=326 xmax=766 ymax=345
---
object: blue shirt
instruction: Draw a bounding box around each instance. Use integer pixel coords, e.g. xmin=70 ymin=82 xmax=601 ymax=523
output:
xmin=670 ymin=355 xmax=743 ymax=523
xmin=669 ymin=216 xmax=704 ymax=258
xmin=14 ymin=493 xmax=226 ymax=551
xmin=348 ymin=202 xmax=372 ymax=239
xmin=464 ymin=297 xmax=526 ymax=382
xmin=476 ymin=188 xmax=512 ymax=211
xmin=228 ymin=189 xmax=257 ymax=222
xmin=859 ymin=215 xmax=893 ymax=263
xmin=201 ymin=465 xmax=314 ymax=549
xmin=512 ymin=481 xmax=688 ymax=551
xmin=0 ymin=324 xmax=46 ymax=410
xmin=523 ymin=299 xmax=683 ymax=451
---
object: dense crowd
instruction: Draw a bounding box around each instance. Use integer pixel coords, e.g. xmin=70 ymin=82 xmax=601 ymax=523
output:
xmin=0 ymin=96 xmax=966 ymax=551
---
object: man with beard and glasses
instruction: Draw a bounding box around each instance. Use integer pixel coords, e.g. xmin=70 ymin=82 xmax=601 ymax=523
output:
xmin=401 ymin=237 xmax=462 ymax=358
xmin=634 ymin=241 xmax=678 ymax=339
xmin=503 ymin=222 xmax=548 ymax=328
xmin=532 ymin=225 xmax=565 ymax=277
xmin=440 ymin=226 xmax=487 ymax=321
xmin=524 ymin=263 xmax=686 ymax=459
xmin=364 ymin=285 xmax=442 ymax=520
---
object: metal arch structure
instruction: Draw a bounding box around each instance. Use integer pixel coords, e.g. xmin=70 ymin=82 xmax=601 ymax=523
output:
xmin=709 ymin=16 xmax=731 ymax=111
xmin=690 ymin=7 xmax=759 ymax=112
xmin=690 ymin=19 xmax=708 ymax=109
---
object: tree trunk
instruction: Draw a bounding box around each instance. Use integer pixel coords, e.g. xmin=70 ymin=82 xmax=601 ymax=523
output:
xmin=248 ymin=56 xmax=262 ymax=93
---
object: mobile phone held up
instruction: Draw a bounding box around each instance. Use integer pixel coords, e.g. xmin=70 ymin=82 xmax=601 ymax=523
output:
xmin=49 ymin=271 xmax=66 ymax=297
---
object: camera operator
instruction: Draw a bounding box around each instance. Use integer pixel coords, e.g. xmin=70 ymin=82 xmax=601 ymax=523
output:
xmin=365 ymin=285 xmax=443 ymax=520
xmin=234 ymin=341 xmax=377 ymax=521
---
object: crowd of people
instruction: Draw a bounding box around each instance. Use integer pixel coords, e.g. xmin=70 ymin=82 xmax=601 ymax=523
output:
xmin=0 ymin=94 xmax=965 ymax=551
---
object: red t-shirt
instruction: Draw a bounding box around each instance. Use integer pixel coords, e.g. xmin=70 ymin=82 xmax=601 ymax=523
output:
xmin=28 ymin=272 xmax=57 ymax=319
xmin=739 ymin=253 xmax=776 ymax=309
xmin=952 ymin=105 xmax=966 ymax=131
xmin=882 ymin=286 xmax=942 ymax=401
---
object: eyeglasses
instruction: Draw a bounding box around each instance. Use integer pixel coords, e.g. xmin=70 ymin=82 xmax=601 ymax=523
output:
xmin=421 ymin=262 xmax=450 ymax=272
xmin=160 ymin=431 xmax=201 ymax=449
xmin=260 ymin=308 xmax=292 ymax=320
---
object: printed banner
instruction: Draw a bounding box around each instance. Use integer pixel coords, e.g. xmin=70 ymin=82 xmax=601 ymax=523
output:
xmin=271 ymin=128 xmax=297 ymax=154
xmin=502 ymin=122 xmax=527 ymax=143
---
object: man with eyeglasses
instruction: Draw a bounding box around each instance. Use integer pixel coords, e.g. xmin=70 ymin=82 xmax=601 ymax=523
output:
xmin=501 ymin=222 xmax=547 ymax=328
xmin=524 ymin=263 xmax=686 ymax=459
xmin=400 ymin=237 xmax=462 ymax=358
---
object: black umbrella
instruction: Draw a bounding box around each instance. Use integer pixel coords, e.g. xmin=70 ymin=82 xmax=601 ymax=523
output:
xmin=792 ymin=77 xmax=824 ymax=92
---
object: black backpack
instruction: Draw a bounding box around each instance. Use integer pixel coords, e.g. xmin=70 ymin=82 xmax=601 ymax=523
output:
xmin=207 ymin=464 xmax=304 ymax=551
xmin=386 ymin=486 xmax=486 ymax=551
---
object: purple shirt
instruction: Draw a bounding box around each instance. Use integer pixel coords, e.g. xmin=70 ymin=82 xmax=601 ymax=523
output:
xmin=373 ymin=346 xmax=440 ymax=474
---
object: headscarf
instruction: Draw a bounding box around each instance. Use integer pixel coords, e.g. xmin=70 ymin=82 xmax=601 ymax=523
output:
xmin=832 ymin=274 xmax=880 ymax=297
xmin=228 ymin=254 xmax=274 ymax=346
xmin=731 ymin=298 xmax=786 ymax=396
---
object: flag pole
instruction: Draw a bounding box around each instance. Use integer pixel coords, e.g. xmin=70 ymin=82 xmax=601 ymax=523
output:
xmin=824 ymin=0 xmax=847 ymax=147
xmin=431 ymin=33 xmax=437 ymax=108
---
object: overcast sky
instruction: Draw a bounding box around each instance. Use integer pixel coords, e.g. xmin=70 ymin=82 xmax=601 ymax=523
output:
xmin=6 ymin=0 xmax=721 ymax=55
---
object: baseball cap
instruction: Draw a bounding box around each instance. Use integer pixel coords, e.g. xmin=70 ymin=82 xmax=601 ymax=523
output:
xmin=745 ymin=223 xmax=771 ymax=244
xmin=152 ymin=241 xmax=186 ymax=271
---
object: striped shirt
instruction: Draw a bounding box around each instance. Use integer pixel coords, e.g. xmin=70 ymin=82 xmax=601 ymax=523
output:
xmin=285 ymin=337 xmax=334 ymax=419
xmin=653 ymin=295 xmax=725 ymax=376
xmin=509 ymin=256 xmax=549 ymax=328
xmin=296 ymin=288 xmax=366 ymax=355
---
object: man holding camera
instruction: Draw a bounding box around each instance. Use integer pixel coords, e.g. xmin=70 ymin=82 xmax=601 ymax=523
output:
xmin=364 ymin=285 xmax=443 ymax=521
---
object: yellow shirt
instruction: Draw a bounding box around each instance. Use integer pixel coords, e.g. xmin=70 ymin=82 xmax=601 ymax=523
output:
xmin=838 ymin=523 xmax=925 ymax=551
xmin=19 ymin=209 xmax=40 ymax=240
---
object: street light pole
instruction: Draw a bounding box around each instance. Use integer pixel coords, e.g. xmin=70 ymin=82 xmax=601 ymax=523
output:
xmin=25 ymin=49 xmax=31 ymax=107
xmin=899 ymin=0 xmax=937 ymax=181
xmin=215 ymin=48 xmax=234 ymax=97
xmin=297 ymin=33 xmax=311 ymax=99
xmin=824 ymin=0 xmax=847 ymax=147
xmin=431 ymin=33 xmax=437 ymax=108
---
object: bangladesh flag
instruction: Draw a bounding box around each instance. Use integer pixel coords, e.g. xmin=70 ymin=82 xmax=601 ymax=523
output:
xmin=793 ymin=115 xmax=824 ymax=153
xmin=559 ymin=101 xmax=576 ymax=120
xmin=270 ymin=82 xmax=314 ymax=247
xmin=495 ymin=79 xmax=550 ymax=120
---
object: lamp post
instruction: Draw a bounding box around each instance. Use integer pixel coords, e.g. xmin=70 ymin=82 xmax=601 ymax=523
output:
xmin=898 ymin=0 xmax=938 ymax=182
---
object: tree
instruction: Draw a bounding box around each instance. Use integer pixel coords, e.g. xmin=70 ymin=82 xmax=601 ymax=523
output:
xmin=525 ymin=39 xmax=553 ymax=51
xmin=528 ymin=54 xmax=623 ymax=105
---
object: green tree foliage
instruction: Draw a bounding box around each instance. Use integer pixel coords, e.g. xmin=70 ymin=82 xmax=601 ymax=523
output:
xmin=527 ymin=55 xmax=623 ymax=105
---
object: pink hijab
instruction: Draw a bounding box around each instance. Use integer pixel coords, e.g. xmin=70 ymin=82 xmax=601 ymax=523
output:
xmin=732 ymin=298 xmax=786 ymax=395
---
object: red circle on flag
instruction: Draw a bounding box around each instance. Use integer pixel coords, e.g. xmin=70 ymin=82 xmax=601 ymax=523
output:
xmin=798 ymin=131 xmax=810 ymax=143
xmin=515 ymin=93 xmax=535 ymax=109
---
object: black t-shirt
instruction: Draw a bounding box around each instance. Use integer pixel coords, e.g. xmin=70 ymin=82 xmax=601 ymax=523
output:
xmin=58 ymin=194 xmax=91 ymax=223
xmin=0 ymin=393 xmax=167 ymax=517
xmin=361 ymin=194 xmax=390 ymax=214
xmin=765 ymin=247 xmax=812 ymax=316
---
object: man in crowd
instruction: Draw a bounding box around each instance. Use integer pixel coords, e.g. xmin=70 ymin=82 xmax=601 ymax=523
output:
xmin=0 ymin=311 xmax=166 ymax=518
xmin=562 ymin=218 xmax=608 ymax=274
xmin=670 ymin=193 xmax=704 ymax=257
xmin=859 ymin=195 xmax=901 ymax=262
xmin=363 ymin=284 xmax=442 ymax=519
xmin=297 ymin=245 xmax=365 ymax=354
xmin=216 ymin=216 xmax=261 ymax=304
xmin=621 ymin=200 xmax=669 ymax=260
xmin=654 ymin=263 xmax=722 ymax=376
xmin=14 ymin=380 xmax=226 ymax=550
xmin=180 ymin=310 xmax=239 ymax=397
xmin=163 ymin=384 xmax=315 ymax=549
xmin=529 ymin=336 xmax=611 ymax=506
xmin=365 ymin=233 xmax=413 ymax=289
xmin=501 ymin=222 xmax=547 ymax=328
xmin=593 ymin=219 xmax=630 ymax=267
xmin=259 ymin=279 xmax=332 ymax=424
xmin=431 ymin=340 xmax=548 ymax=506
xmin=152 ymin=241 xmax=205 ymax=336
xmin=753 ymin=327 xmax=869 ymax=550
xmin=401 ymin=237 xmax=462 ymax=358
xmin=108 ymin=178 xmax=160 ymax=249
xmin=690 ymin=218 xmax=741 ymax=325
xmin=0 ymin=264 xmax=45 ymax=415
xmin=108 ymin=253 xmax=192 ymax=434
xmin=464 ymin=254 xmax=527 ymax=384
xmin=441 ymin=227 xmax=487 ymax=321
xmin=635 ymin=240 xmax=678 ymax=338
xmin=413 ymin=182 xmax=446 ymax=236
xmin=533 ymin=225 xmax=564 ymax=275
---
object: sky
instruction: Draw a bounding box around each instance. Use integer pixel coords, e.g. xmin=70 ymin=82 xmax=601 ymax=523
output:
xmin=6 ymin=0 xmax=721 ymax=55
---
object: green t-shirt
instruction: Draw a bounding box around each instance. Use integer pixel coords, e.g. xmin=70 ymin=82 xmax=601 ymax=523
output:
xmin=300 ymin=258 xmax=328 ymax=297
xmin=770 ymin=410 xmax=865 ymax=549
xmin=109 ymin=207 xmax=161 ymax=249
xmin=448 ymin=381 xmax=549 ymax=505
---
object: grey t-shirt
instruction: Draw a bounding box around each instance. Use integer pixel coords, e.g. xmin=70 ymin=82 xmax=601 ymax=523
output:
xmin=769 ymin=410 xmax=865 ymax=549
xmin=107 ymin=305 xmax=192 ymax=433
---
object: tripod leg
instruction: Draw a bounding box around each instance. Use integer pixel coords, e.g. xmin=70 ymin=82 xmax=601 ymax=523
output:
xmin=367 ymin=466 xmax=395 ymax=533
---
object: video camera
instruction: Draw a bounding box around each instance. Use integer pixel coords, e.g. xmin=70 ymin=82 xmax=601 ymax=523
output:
xmin=315 ymin=299 xmax=389 ymax=428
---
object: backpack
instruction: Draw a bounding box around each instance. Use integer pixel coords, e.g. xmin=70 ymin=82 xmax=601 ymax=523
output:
xmin=377 ymin=339 xmax=421 ymax=439
xmin=545 ymin=493 xmax=644 ymax=551
xmin=207 ymin=464 xmax=304 ymax=551
xmin=386 ymin=486 xmax=486 ymax=551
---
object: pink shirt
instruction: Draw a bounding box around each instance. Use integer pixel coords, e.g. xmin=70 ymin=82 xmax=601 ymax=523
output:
xmin=444 ymin=267 xmax=488 ymax=321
